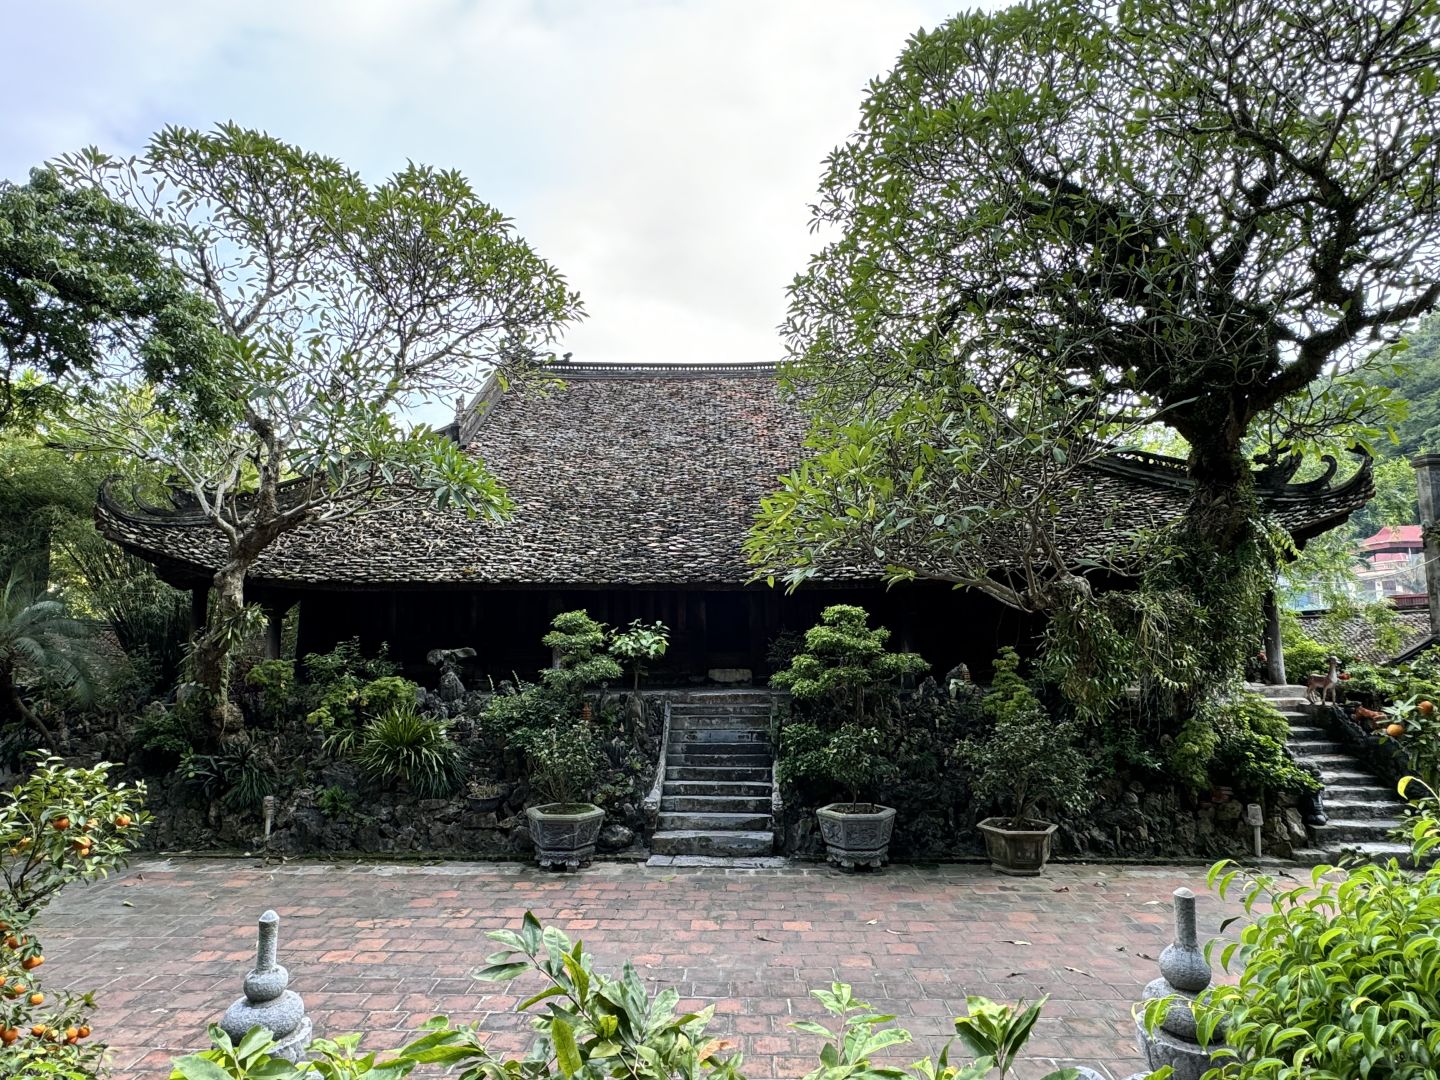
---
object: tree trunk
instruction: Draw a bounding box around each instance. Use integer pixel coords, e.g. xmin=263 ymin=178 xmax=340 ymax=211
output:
xmin=189 ymin=558 xmax=250 ymax=742
xmin=1 ymin=665 xmax=60 ymax=751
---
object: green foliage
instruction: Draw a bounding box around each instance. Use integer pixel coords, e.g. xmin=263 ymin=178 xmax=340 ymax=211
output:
xmin=315 ymin=785 xmax=355 ymax=819
xmin=771 ymin=606 xmax=927 ymax=723
xmin=179 ymin=732 xmax=279 ymax=812
xmin=131 ymin=702 xmax=200 ymax=771
xmin=348 ymin=706 xmax=463 ymax=799
xmin=243 ymin=658 xmax=296 ymax=721
xmin=513 ymin=721 xmax=601 ymax=808
xmin=954 ymin=650 xmax=1091 ymax=826
xmin=0 ymin=756 xmax=147 ymax=1078
xmin=1188 ymin=794 xmax=1440 ymax=1079
xmin=779 ymin=722 xmax=896 ymax=807
xmin=541 ymin=610 xmax=623 ymax=696
xmin=608 ymin=619 xmax=670 ymax=693
xmin=795 ymin=981 xmax=1074 ymax=1080
xmin=1167 ymin=691 xmax=1319 ymax=797
xmin=0 ymin=573 xmax=101 ymax=749
xmin=302 ymin=641 xmax=411 ymax=737
xmin=0 ymin=166 xmax=220 ymax=429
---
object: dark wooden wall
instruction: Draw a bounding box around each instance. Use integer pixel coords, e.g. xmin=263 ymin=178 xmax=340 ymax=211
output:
xmin=292 ymin=582 xmax=1043 ymax=686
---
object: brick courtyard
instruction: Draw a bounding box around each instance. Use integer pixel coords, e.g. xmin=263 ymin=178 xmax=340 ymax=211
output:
xmin=33 ymin=857 xmax=1255 ymax=1079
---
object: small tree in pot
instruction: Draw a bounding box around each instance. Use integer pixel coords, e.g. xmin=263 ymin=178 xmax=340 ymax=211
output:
xmin=773 ymin=605 xmax=927 ymax=869
xmin=517 ymin=719 xmax=604 ymax=871
xmin=955 ymin=648 xmax=1091 ymax=876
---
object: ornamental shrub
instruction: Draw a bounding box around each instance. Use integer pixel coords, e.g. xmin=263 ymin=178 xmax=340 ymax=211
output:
xmin=541 ymin=610 xmax=623 ymax=695
xmin=1167 ymin=690 xmax=1318 ymax=798
xmin=953 ymin=649 xmax=1091 ymax=827
xmin=771 ymin=605 xmax=928 ymax=724
xmin=512 ymin=719 xmax=601 ymax=808
xmin=0 ymin=756 xmax=147 ymax=1077
xmin=778 ymin=721 xmax=897 ymax=806
xmin=350 ymin=706 xmax=463 ymax=799
xmin=1184 ymin=787 xmax=1440 ymax=1078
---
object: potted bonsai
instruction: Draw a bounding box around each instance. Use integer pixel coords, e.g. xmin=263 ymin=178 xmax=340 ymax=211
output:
xmin=519 ymin=720 xmax=605 ymax=871
xmin=772 ymin=605 xmax=927 ymax=869
xmin=956 ymin=648 xmax=1090 ymax=876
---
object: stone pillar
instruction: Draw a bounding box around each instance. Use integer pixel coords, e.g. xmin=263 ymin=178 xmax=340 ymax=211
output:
xmin=1414 ymin=453 xmax=1440 ymax=642
xmin=219 ymin=910 xmax=312 ymax=1062
xmin=1128 ymin=888 xmax=1222 ymax=1080
xmin=1262 ymin=590 xmax=1286 ymax=685
xmin=262 ymin=602 xmax=288 ymax=661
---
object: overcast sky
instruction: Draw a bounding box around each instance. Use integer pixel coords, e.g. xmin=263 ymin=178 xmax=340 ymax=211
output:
xmin=4 ymin=0 xmax=995 ymax=402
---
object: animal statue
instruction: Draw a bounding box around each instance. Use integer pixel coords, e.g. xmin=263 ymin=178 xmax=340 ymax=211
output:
xmin=1305 ymin=655 xmax=1342 ymax=706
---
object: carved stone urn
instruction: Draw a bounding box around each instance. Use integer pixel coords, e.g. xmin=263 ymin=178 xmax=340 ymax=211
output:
xmin=526 ymin=803 xmax=605 ymax=871
xmin=816 ymin=803 xmax=896 ymax=869
xmin=977 ymin=817 xmax=1059 ymax=876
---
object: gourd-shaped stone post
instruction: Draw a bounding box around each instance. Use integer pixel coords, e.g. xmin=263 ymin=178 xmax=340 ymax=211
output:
xmin=1127 ymin=888 xmax=1222 ymax=1080
xmin=219 ymin=910 xmax=312 ymax=1062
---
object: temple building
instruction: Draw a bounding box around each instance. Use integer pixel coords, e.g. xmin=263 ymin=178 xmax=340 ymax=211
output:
xmin=97 ymin=362 xmax=1374 ymax=684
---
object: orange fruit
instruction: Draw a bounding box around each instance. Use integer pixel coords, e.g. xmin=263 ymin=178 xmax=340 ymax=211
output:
xmin=1388 ymin=722 xmax=1407 ymax=737
xmin=114 ymin=815 xmax=131 ymax=829
xmin=77 ymin=1025 xmax=90 ymax=1038
xmin=4 ymin=935 xmax=18 ymax=949
xmin=30 ymin=1024 xmax=45 ymax=1037
xmin=1422 ymin=700 xmax=1435 ymax=716
xmin=0 ymin=1028 xmax=16 ymax=1045
xmin=50 ymin=817 xmax=69 ymax=831
xmin=21 ymin=956 xmax=42 ymax=971
xmin=27 ymin=992 xmax=42 ymax=1006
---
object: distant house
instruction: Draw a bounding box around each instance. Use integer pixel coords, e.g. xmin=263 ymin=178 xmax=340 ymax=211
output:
xmin=1356 ymin=525 xmax=1426 ymax=602
xmin=97 ymin=363 xmax=1374 ymax=684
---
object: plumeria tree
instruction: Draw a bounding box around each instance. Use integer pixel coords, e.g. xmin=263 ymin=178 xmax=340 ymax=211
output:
xmin=756 ymin=0 xmax=1440 ymax=691
xmin=56 ymin=125 xmax=583 ymax=736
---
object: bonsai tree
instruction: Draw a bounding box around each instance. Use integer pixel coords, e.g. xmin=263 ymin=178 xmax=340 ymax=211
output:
xmin=514 ymin=719 xmax=601 ymax=811
xmin=780 ymin=721 xmax=895 ymax=810
xmin=955 ymin=649 xmax=1090 ymax=827
xmin=608 ymin=619 xmax=670 ymax=696
xmin=771 ymin=605 xmax=928 ymax=724
xmin=541 ymin=610 xmax=622 ymax=697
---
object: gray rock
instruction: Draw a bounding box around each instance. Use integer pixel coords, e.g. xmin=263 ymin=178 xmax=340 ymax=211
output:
xmin=508 ymin=823 xmax=534 ymax=853
xmin=1283 ymin=808 xmax=1308 ymax=844
xmin=598 ymin=823 xmax=635 ymax=852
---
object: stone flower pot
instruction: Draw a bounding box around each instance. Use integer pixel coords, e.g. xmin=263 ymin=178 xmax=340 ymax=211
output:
xmin=977 ymin=817 xmax=1058 ymax=876
xmin=816 ymin=803 xmax=896 ymax=869
xmin=526 ymin=803 xmax=605 ymax=871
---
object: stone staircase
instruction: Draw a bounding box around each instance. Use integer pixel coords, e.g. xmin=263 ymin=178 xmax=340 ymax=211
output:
xmin=650 ymin=691 xmax=777 ymax=858
xmin=1256 ymin=684 xmax=1411 ymax=863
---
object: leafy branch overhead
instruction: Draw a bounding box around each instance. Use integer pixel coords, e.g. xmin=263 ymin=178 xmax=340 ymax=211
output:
xmin=754 ymin=0 xmax=1440 ymax=692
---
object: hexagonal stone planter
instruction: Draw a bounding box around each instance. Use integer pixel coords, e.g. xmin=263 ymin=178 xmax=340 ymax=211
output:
xmin=977 ymin=816 xmax=1058 ymax=876
xmin=816 ymin=803 xmax=896 ymax=869
xmin=526 ymin=803 xmax=605 ymax=871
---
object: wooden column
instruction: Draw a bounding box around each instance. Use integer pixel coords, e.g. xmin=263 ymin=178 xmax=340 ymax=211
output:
xmin=189 ymin=584 xmax=211 ymax=639
xmin=1262 ymin=590 xmax=1286 ymax=685
xmin=262 ymin=601 xmax=288 ymax=660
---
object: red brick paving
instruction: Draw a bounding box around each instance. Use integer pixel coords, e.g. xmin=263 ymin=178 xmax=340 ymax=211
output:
xmin=31 ymin=858 xmax=1254 ymax=1079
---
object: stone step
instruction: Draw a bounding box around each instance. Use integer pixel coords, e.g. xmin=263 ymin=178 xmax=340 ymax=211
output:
xmin=1287 ymin=725 xmax=1331 ymax=740
xmin=650 ymin=829 xmax=774 ymax=857
xmin=1312 ymin=818 xmax=1406 ymax=844
xmin=1325 ymin=798 xmax=1405 ymax=821
xmin=670 ymin=713 xmax=773 ymax=730
xmin=1325 ymin=782 xmax=1398 ymax=802
xmin=1294 ymin=752 xmax=1361 ymax=769
xmin=1291 ymin=840 xmax=1416 ymax=865
xmin=664 ymin=780 xmax=772 ymax=797
xmin=666 ymin=765 xmax=771 ymax=782
xmin=669 ymin=729 xmax=771 ymax=745
xmin=661 ymin=794 xmax=772 ymax=813
xmin=1289 ymin=737 xmax=1341 ymax=753
xmin=657 ymin=811 xmax=772 ymax=831
xmin=667 ymin=691 xmax=775 ymax=705
xmin=665 ymin=751 xmax=773 ymax=768
xmin=1322 ymin=768 xmax=1392 ymax=786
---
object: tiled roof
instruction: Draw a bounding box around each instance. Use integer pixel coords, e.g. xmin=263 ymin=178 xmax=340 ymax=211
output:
xmin=1296 ymin=607 xmax=1433 ymax=665
xmin=96 ymin=363 xmax=1375 ymax=589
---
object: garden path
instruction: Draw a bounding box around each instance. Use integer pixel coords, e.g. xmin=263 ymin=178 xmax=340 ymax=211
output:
xmin=33 ymin=858 xmax=1255 ymax=1079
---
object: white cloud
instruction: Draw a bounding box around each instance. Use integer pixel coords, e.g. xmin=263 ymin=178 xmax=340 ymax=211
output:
xmin=4 ymin=0 xmax=993 ymax=381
